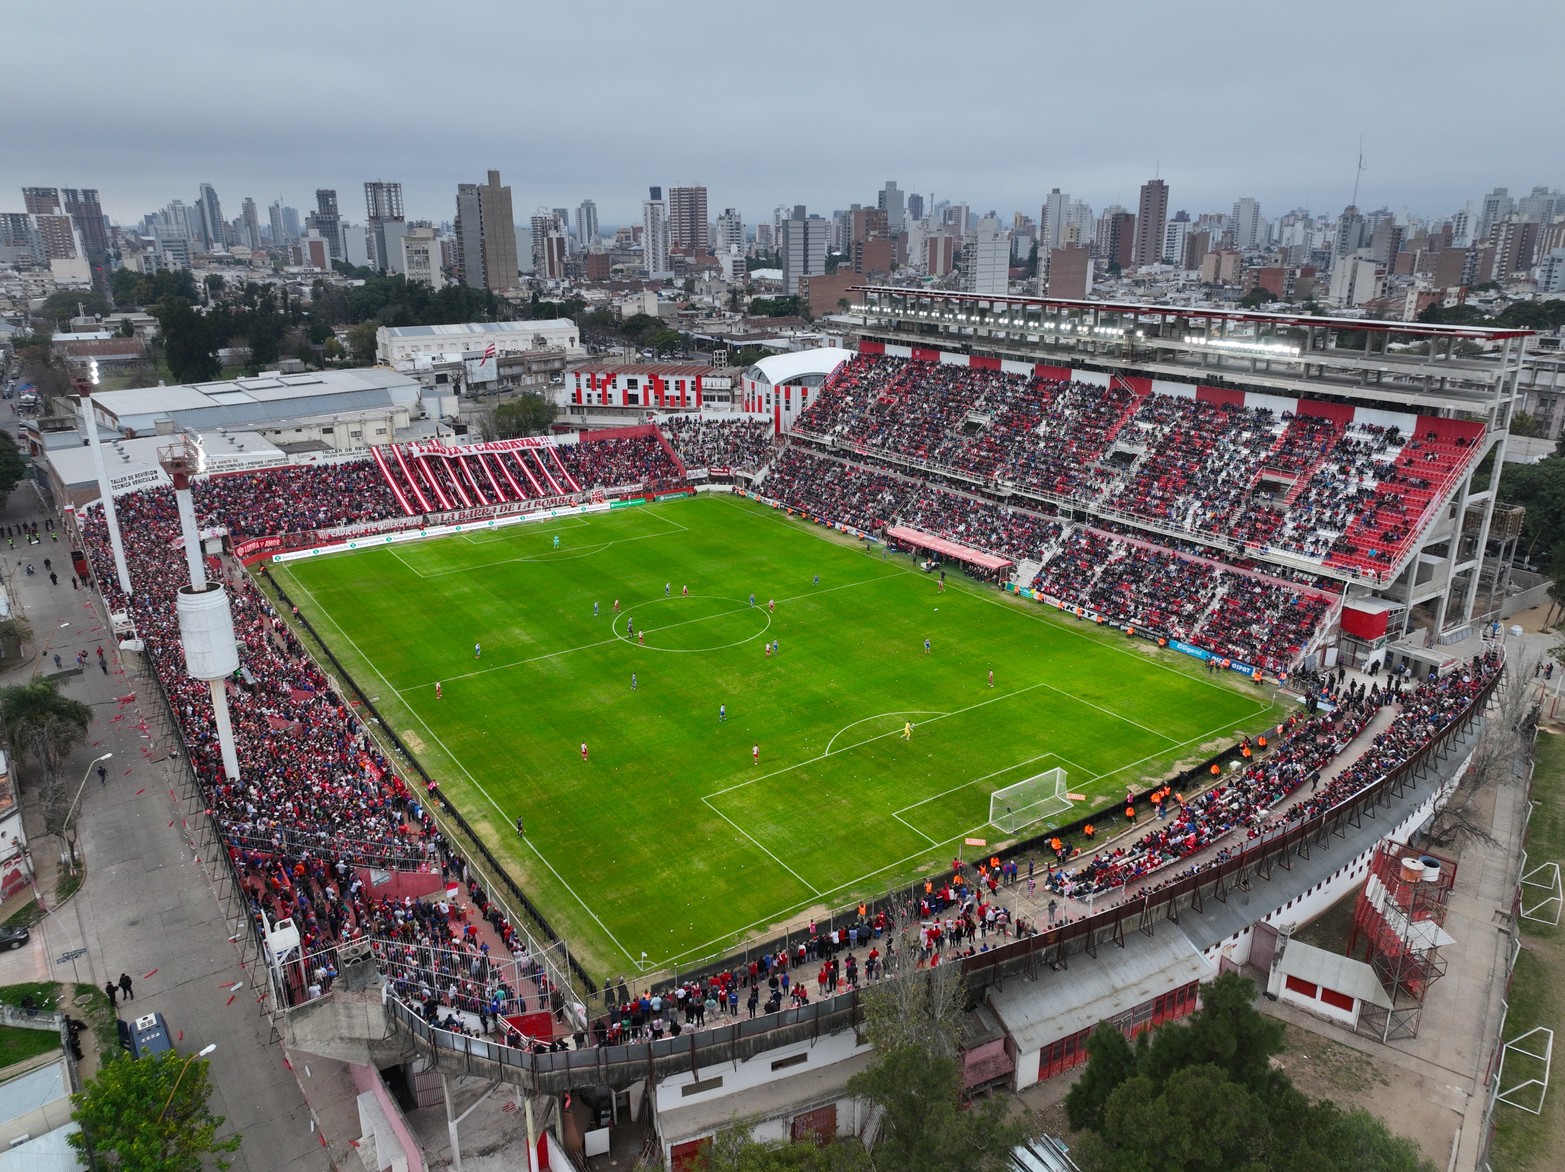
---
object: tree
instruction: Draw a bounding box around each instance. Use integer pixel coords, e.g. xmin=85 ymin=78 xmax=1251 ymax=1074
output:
xmin=1498 ymin=457 xmax=1565 ymax=558
xmin=40 ymin=289 xmax=110 ymax=326
xmin=694 ymin=1128 xmax=872 ymax=1172
xmin=1066 ymin=974 xmax=1435 ymax=1172
xmin=0 ymin=431 xmax=30 ymax=500
xmin=0 ymin=677 xmax=94 ymax=863
xmin=70 ymin=1052 xmax=241 ymax=1172
xmin=1510 ymin=411 xmax=1542 ymax=437
xmin=0 ymin=615 xmax=32 ymax=665
xmin=845 ymin=966 xmax=1028 ymax=1172
xmin=346 ymin=322 xmax=379 ymax=365
xmin=1239 ymin=287 xmax=1277 ymax=308
xmin=153 ymin=299 xmax=221 ymax=384
xmin=494 ymin=393 xmax=557 ymax=438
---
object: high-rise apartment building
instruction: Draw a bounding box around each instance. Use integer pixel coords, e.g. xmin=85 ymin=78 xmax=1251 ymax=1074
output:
xmin=1478 ymin=187 xmax=1512 ymax=239
xmin=780 ymin=205 xmax=827 ymax=295
xmin=962 ymin=216 xmax=1009 ymax=295
xmin=906 ymin=193 xmax=925 ymax=223
xmin=576 ymin=200 xmax=599 ymax=250
xmin=240 ymin=197 xmax=262 ymax=251
xmin=1041 ymin=188 xmax=1069 ymax=250
xmin=643 ymin=186 xmax=671 ymax=277
xmin=268 ymin=201 xmax=286 ymax=247
xmin=878 ymin=181 xmax=904 ymax=236
xmin=1096 ymin=207 xmax=1136 ymax=270
xmin=308 ymin=189 xmax=343 ymax=262
xmin=1333 ymin=205 xmax=1366 ymax=261
xmin=715 ymin=208 xmax=744 ymax=253
xmin=401 ymin=225 xmax=444 ymax=289
xmin=454 ymin=184 xmax=485 ymax=288
xmin=197 ymin=183 xmax=226 ymax=249
xmin=60 ymin=188 xmax=108 ymax=266
xmin=668 ymin=185 xmax=709 ymax=253
xmin=365 ymin=180 xmax=406 ymax=272
xmin=23 ymin=187 xmax=60 ymax=215
xmin=1133 ymin=179 xmax=1169 ymax=268
xmin=1164 ymin=214 xmax=1191 ymax=270
xmin=1046 ymin=244 xmax=1092 ymax=300
xmin=530 ymin=208 xmax=566 ymax=276
xmin=1231 ymin=197 xmax=1263 ymax=250
xmin=478 ymin=171 xmax=517 ymax=290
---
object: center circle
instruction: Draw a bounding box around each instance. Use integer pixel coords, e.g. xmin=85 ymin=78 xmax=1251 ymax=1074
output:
xmin=614 ymin=595 xmax=773 ymax=653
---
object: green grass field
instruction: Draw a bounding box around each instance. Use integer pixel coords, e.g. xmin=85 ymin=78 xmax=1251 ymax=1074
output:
xmin=270 ymin=493 xmax=1278 ymax=978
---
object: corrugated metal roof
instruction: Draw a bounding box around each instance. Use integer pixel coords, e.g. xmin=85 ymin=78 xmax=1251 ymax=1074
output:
xmin=1276 ymin=940 xmax=1393 ymax=1008
xmin=989 ymin=933 xmax=1213 ymax=1054
xmin=383 ymin=319 xmax=575 ymax=338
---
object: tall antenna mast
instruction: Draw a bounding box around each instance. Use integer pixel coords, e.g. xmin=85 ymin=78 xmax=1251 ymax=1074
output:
xmin=1350 ymin=139 xmax=1366 ymax=208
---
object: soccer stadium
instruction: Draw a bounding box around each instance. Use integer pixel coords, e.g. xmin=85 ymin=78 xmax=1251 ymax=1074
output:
xmin=64 ymin=292 xmax=1527 ymax=1165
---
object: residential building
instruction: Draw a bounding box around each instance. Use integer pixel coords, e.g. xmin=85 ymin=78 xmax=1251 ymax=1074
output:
xmin=531 ymin=208 xmax=564 ymax=274
xmin=376 ymin=319 xmax=581 ymax=367
xmin=1517 ymin=186 xmax=1560 ymax=223
xmin=235 ymin=198 xmax=259 ymax=251
xmin=365 ymin=180 xmax=406 ymax=273
xmin=1164 ymin=214 xmax=1191 ymax=271
xmin=576 ymin=200 xmax=599 ymax=250
xmin=1133 ymin=179 xmax=1169 ymax=268
xmin=538 ymin=229 xmax=568 ymax=280
xmin=1046 ymin=244 xmax=1091 ymax=299
xmin=269 ymin=201 xmax=287 ymax=246
xmin=854 ymin=236 xmax=893 ymax=278
xmin=61 ymin=188 xmax=109 ymax=265
xmin=585 ymin=252 xmax=613 ymax=280
xmin=32 ymin=212 xmax=81 ymax=262
xmin=962 ymin=215 xmax=1009 ymax=295
xmin=1492 ymin=219 xmax=1541 ymax=278
xmin=453 ymin=170 xmax=517 ymax=292
xmin=878 ymin=181 xmax=904 ymax=237
xmin=1538 ymin=249 xmax=1565 ymax=295
xmin=1328 ymin=256 xmax=1385 ymax=307
xmin=1333 ymin=206 xmax=1366 ymax=262
xmin=1232 ymin=197 xmax=1263 ymax=250
xmin=401 ymin=226 xmax=444 ymax=289
xmin=1183 ymin=229 xmax=1211 ymax=270
xmin=779 ymin=205 xmax=827 ymax=295
xmin=1200 ymin=248 xmax=1243 ymax=285
xmin=22 ymin=186 xmax=59 ymax=215
xmin=906 ymin=193 xmax=925 ymax=223
xmin=927 ymin=230 xmax=954 ymax=277
xmin=715 ymin=208 xmax=744 ymax=254
xmin=643 ymin=186 xmax=671 ymax=278
xmin=1478 ymin=187 xmax=1512 ymax=239
xmin=197 ymin=182 xmax=226 ymax=249
xmin=307 ymin=189 xmax=343 ymax=262
xmin=851 ymin=207 xmax=888 ymax=250
xmin=1096 ymin=207 xmax=1135 ymax=271
xmin=669 ymin=185 xmax=709 ymax=253
xmin=1041 ymin=188 xmax=1069 ymax=250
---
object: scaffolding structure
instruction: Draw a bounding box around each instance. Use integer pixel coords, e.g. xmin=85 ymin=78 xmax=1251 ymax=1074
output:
xmin=1347 ymin=840 xmax=1459 ymax=1041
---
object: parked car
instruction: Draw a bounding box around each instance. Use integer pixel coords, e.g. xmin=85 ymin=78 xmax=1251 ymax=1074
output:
xmin=118 ymin=1011 xmax=175 ymax=1058
xmin=0 ymin=925 xmax=28 ymax=951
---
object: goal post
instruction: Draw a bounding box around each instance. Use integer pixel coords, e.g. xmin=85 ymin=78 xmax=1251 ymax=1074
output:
xmin=990 ymin=767 xmax=1070 ymax=835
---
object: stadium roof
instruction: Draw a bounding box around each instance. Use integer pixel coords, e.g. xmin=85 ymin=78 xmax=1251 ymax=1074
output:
xmin=88 ymin=368 xmax=421 ymax=434
xmin=380 ymin=320 xmax=575 ymax=338
xmin=745 ymin=347 xmax=854 ymax=386
xmin=851 ymin=285 xmax=1535 ymax=342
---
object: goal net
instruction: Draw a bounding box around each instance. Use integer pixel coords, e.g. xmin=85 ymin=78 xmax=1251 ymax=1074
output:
xmin=989 ymin=767 xmax=1071 ymax=835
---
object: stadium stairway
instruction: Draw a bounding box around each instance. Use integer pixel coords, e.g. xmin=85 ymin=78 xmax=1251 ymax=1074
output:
xmin=1011 ymin=557 xmax=1043 ymax=590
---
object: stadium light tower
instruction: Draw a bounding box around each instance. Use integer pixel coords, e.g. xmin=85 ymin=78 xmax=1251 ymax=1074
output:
xmin=159 ymin=438 xmax=242 ymax=781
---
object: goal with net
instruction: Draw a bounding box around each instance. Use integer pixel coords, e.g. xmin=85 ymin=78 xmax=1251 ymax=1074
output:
xmin=989 ymin=767 xmax=1071 ymax=835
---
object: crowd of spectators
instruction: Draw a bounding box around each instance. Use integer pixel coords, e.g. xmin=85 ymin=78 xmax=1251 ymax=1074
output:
xmin=659 ymin=416 xmax=775 ymax=473
xmin=195 ymin=462 xmax=404 ymax=536
xmin=1029 ymin=529 xmax=1330 ymax=670
xmin=1047 ymin=649 xmax=1499 ymax=901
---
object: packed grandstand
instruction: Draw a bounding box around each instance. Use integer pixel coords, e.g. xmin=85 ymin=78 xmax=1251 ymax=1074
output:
xmin=74 ymin=347 xmax=1505 ymax=1054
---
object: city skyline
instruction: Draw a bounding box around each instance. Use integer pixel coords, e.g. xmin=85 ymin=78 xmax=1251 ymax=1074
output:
xmin=4 ymin=0 xmax=1560 ymax=231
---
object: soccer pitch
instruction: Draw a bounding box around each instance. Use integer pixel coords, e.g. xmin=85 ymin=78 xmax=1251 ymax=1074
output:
xmin=270 ymin=493 xmax=1277 ymax=977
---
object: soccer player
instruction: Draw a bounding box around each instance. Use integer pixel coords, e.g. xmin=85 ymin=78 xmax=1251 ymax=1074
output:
xmin=553 ymin=534 xmax=560 ymax=550
xmin=813 ymin=573 xmax=819 ymax=587
xmin=594 ymin=601 xmax=599 ymax=617
xmin=988 ymin=669 xmax=994 ymax=688
xmin=682 ymin=584 xmax=688 ymax=597
xmin=435 ymin=682 xmax=443 ymax=700
xmin=749 ymin=592 xmax=755 ymax=608
xmin=719 ymin=704 xmax=726 ymax=722
xmin=924 ymin=638 xmax=931 ymax=655
xmin=474 ymin=641 xmax=482 ymax=659
xmin=627 ymin=617 xmax=634 ymax=636
xmin=613 ymin=599 xmax=620 ymax=613
xmin=902 ymin=721 xmax=914 ymax=740
xmin=631 ymin=673 xmax=637 ymax=691
xmin=638 ymin=630 xmax=644 ymax=645
xmin=752 ymin=744 xmax=760 ymax=764
xmin=768 ymin=598 xmax=775 ymax=613
xmin=581 ymin=743 xmax=589 ymax=762
xmin=516 ymin=816 xmax=525 ymax=836
xmin=665 ymin=582 xmax=671 ymax=597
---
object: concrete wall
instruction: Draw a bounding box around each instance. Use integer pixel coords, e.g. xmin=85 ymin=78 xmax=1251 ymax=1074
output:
xmin=351 ymin=1062 xmax=424 ymax=1172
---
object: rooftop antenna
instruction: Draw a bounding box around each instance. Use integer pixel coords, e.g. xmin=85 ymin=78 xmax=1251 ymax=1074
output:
xmin=1350 ymin=139 xmax=1367 ymax=209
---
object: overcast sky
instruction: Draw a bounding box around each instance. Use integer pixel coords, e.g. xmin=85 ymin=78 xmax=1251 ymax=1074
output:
xmin=5 ymin=0 xmax=1560 ymax=231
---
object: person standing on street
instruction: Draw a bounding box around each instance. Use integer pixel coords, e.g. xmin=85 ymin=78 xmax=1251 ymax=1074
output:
xmin=118 ymin=973 xmax=135 ymax=1000
xmin=104 ymin=981 xmax=118 ymax=1007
